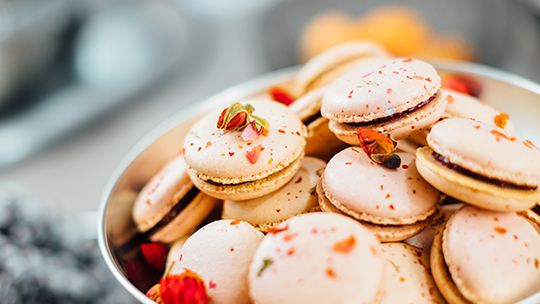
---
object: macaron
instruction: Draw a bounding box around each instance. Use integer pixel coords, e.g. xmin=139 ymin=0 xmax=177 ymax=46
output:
xmin=248 ymin=212 xmax=385 ymax=304
xmin=321 ymin=58 xmax=446 ymax=144
xmin=409 ymin=89 xmax=515 ymax=146
xmin=184 ymin=100 xmax=306 ymax=200
xmin=288 ymin=88 xmax=348 ymax=160
xmin=131 ymin=152 xmax=219 ymax=244
xmin=379 ymin=243 xmax=445 ymax=304
xmin=168 ymin=219 xmax=264 ymax=304
xmin=318 ymin=147 xmax=440 ymax=242
xmin=163 ymin=234 xmax=190 ymax=276
xmin=222 ymin=156 xmax=326 ymax=232
xmin=416 ymin=118 xmax=540 ymax=211
xmin=294 ymin=41 xmax=390 ymax=96
xmin=431 ymin=205 xmax=540 ymax=304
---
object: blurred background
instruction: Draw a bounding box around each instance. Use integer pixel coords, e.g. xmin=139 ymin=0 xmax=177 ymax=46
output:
xmin=0 ymin=0 xmax=540 ymax=302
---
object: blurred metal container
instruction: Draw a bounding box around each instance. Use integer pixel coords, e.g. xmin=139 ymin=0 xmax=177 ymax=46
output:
xmin=0 ymin=0 xmax=70 ymax=108
xmin=99 ymin=62 xmax=540 ymax=303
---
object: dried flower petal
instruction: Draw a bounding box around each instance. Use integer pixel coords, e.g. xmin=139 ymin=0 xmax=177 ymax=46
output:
xmin=332 ymin=235 xmax=356 ymax=254
xmin=441 ymin=73 xmax=482 ymax=97
xmin=258 ymin=259 xmax=274 ymax=277
xmin=146 ymin=284 xmax=164 ymax=303
xmin=357 ymin=128 xmax=400 ymax=169
xmin=490 ymin=130 xmax=516 ymax=141
xmin=141 ymin=243 xmax=169 ymax=271
xmin=241 ymin=121 xmax=260 ymax=141
xmin=266 ymin=224 xmax=289 ymax=235
xmin=269 ymin=86 xmax=295 ymax=106
xmin=246 ymin=145 xmax=264 ymax=164
xmin=216 ymin=103 xmax=251 ymax=132
xmin=494 ymin=113 xmax=509 ymax=129
xmin=160 ymin=269 xmax=209 ymax=304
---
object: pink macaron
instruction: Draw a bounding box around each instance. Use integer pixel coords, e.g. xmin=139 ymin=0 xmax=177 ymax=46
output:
xmin=167 ymin=219 xmax=264 ymax=304
xmin=416 ymin=117 xmax=540 ymax=211
xmin=318 ymin=147 xmax=440 ymax=241
xmin=132 ymin=152 xmax=219 ymax=243
xmin=431 ymin=205 xmax=540 ymax=303
xmin=321 ymin=58 xmax=446 ymax=144
xmin=248 ymin=212 xmax=385 ymax=304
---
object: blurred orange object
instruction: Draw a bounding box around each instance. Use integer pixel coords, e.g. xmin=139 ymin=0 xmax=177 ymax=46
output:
xmin=299 ymin=5 xmax=476 ymax=63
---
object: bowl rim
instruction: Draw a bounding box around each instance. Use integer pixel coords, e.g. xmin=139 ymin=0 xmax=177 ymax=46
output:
xmin=97 ymin=61 xmax=540 ymax=303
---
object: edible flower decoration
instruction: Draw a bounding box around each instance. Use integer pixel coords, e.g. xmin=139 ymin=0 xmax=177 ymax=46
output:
xmin=146 ymin=268 xmax=210 ymax=304
xmin=217 ymin=102 xmax=269 ymax=140
xmin=357 ymin=128 xmax=401 ymax=169
xmin=268 ymin=86 xmax=295 ymax=106
xmin=141 ymin=243 xmax=169 ymax=271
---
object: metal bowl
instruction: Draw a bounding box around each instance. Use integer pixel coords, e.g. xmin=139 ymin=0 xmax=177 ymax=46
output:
xmin=98 ymin=62 xmax=540 ymax=303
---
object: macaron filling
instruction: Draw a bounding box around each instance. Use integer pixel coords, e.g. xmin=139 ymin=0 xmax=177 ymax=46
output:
xmin=345 ymin=91 xmax=439 ymax=127
xmin=144 ymin=186 xmax=201 ymax=236
xmin=302 ymin=111 xmax=323 ymax=126
xmin=432 ymin=151 xmax=537 ymax=191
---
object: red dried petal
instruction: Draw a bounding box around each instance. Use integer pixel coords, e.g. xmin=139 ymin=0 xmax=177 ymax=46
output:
xmin=266 ymin=224 xmax=289 ymax=235
xmin=357 ymin=128 xmax=396 ymax=157
xmin=269 ymin=86 xmax=295 ymax=106
xmin=141 ymin=243 xmax=169 ymax=271
xmin=332 ymin=235 xmax=356 ymax=254
xmin=441 ymin=73 xmax=482 ymax=97
xmin=246 ymin=145 xmax=263 ymax=164
xmin=160 ymin=269 xmax=209 ymax=304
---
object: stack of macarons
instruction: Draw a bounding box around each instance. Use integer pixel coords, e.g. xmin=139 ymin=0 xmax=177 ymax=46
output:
xmin=125 ymin=39 xmax=540 ymax=304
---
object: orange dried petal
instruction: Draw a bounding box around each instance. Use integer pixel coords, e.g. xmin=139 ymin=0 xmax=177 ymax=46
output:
xmin=357 ymin=128 xmax=396 ymax=157
xmin=490 ymin=130 xmax=516 ymax=141
xmin=494 ymin=113 xmax=509 ymax=129
xmin=332 ymin=235 xmax=356 ymax=254
xmin=246 ymin=145 xmax=264 ymax=164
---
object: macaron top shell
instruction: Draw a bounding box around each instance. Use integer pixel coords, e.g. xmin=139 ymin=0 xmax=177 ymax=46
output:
xmin=248 ymin=212 xmax=385 ymax=304
xmin=321 ymin=58 xmax=441 ymax=123
xmin=428 ymin=118 xmax=540 ymax=187
xmin=324 ymin=148 xmax=439 ymax=223
xmin=184 ymin=100 xmax=306 ymax=184
xmin=379 ymin=243 xmax=445 ymax=304
xmin=443 ymin=205 xmax=540 ymax=304
xmin=170 ymin=219 xmax=264 ymax=304
xmin=222 ymin=157 xmax=326 ymax=225
xmin=132 ymin=152 xmax=192 ymax=232
xmin=442 ymin=89 xmax=515 ymax=132
xmin=294 ymin=41 xmax=390 ymax=95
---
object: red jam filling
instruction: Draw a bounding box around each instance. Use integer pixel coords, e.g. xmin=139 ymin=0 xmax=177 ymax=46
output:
xmin=346 ymin=92 xmax=438 ymax=127
xmin=432 ymin=152 xmax=537 ymax=191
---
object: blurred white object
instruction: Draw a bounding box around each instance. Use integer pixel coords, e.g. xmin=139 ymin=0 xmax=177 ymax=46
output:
xmin=0 ymin=0 xmax=189 ymax=167
xmin=176 ymin=0 xmax=284 ymax=18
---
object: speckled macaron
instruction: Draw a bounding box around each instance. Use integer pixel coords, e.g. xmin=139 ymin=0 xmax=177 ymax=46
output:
xmin=379 ymin=243 xmax=445 ymax=304
xmin=318 ymin=147 xmax=440 ymax=242
xmin=184 ymin=100 xmax=306 ymax=200
xmin=248 ymin=212 xmax=385 ymax=304
xmin=416 ymin=118 xmax=540 ymax=211
xmin=431 ymin=205 xmax=540 ymax=304
xmin=222 ymin=156 xmax=326 ymax=232
xmin=289 ymin=88 xmax=348 ymax=160
xmin=294 ymin=41 xmax=390 ymax=96
xmin=321 ymin=58 xmax=446 ymax=144
xmin=168 ymin=219 xmax=264 ymax=304
xmin=132 ymin=152 xmax=219 ymax=243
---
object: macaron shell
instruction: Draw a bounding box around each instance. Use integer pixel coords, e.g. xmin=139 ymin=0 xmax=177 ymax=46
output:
xmin=132 ymin=153 xmax=193 ymax=232
xmin=170 ymin=220 xmax=264 ymax=304
xmin=323 ymin=148 xmax=439 ymax=224
xmin=248 ymin=212 xmax=385 ymax=304
xmin=416 ymin=146 xmax=540 ymax=211
xmin=317 ymin=178 xmax=431 ymax=242
xmin=428 ymin=118 xmax=540 ymax=187
xmin=184 ymin=100 xmax=306 ymax=184
xmin=164 ymin=234 xmax=190 ymax=277
xmin=443 ymin=89 xmax=515 ymax=132
xmin=149 ymin=192 xmax=218 ymax=243
xmin=188 ymin=154 xmax=303 ymax=201
xmin=321 ymin=58 xmax=441 ymax=123
xmin=443 ymin=206 xmax=540 ymax=304
xmin=222 ymin=157 xmax=326 ymax=229
xmin=379 ymin=243 xmax=445 ymax=304
xmin=294 ymin=41 xmax=390 ymax=95
xmin=327 ymin=90 xmax=446 ymax=143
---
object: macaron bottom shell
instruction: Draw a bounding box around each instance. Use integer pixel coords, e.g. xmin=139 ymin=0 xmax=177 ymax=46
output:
xmin=317 ymin=178 xmax=431 ymax=242
xmin=188 ymin=154 xmax=303 ymax=201
xmin=327 ymin=90 xmax=446 ymax=145
xmin=416 ymin=146 xmax=540 ymax=212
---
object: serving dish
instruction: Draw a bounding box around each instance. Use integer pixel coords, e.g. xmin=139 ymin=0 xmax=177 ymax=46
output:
xmin=98 ymin=62 xmax=540 ymax=303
